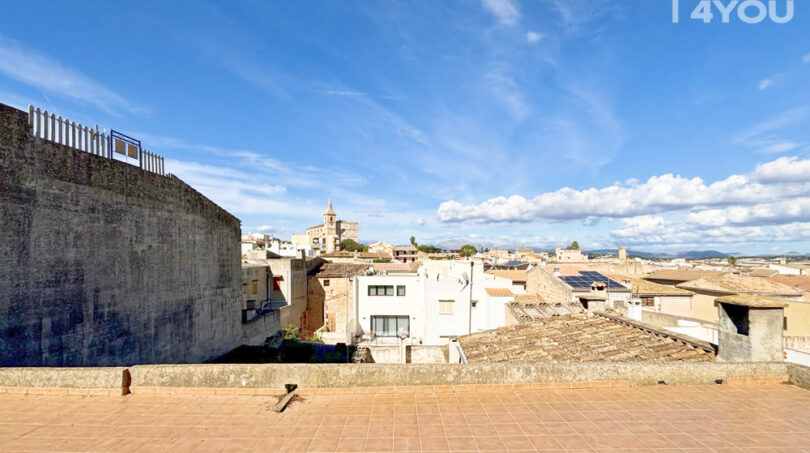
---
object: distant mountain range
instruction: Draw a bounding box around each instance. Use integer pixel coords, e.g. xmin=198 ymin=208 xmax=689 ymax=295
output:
xmin=585 ymin=249 xmax=730 ymax=259
xmin=367 ymin=238 xmax=806 ymax=260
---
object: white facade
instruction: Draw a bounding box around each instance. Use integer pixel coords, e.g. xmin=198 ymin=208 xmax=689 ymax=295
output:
xmin=770 ymin=263 xmax=808 ymax=276
xmin=355 ymin=262 xmax=515 ymax=346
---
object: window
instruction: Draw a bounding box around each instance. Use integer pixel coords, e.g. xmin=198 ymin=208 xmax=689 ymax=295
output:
xmin=242 ymin=283 xmax=247 ymax=295
xmin=371 ymin=316 xmax=410 ymax=337
xmin=397 ymin=285 xmax=406 ymax=296
xmin=439 ymin=300 xmax=454 ymax=314
xmin=272 ymin=277 xmax=282 ymax=291
xmin=641 ymin=297 xmax=655 ymax=307
xmin=368 ymin=285 xmax=394 ymax=296
xmin=324 ymin=279 xmax=330 ymax=287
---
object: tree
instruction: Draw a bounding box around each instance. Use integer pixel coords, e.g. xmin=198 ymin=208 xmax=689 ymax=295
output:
xmin=409 ymin=236 xmax=417 ymax=247
xmin=569 ymin=241 xmax=580 ymax=250
xmin=728 ymin=256 xmax=737 ymax=267
xmin=417 ymin=244 xmax=443 ymax=254
xmin=460 ymin=244 xmax=477 ymax=257
xmin=341 ymin=239 xmax=367 ymax=252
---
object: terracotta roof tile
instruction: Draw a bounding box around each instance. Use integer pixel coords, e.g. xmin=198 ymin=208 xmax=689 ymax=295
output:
xmin=644 ymin=269 xmax=726 ymax=282
xmin=767 ymin=276 xmax=810 ymax=292
xmin=458 ymin=313 xmax=715 ymax=363
xmin=606 ymin=275 xmax=693 ymax=296
xmin=485 ymin=287 xmax=514 ymax=297
xmin=311 ymin=263 xmax=370 ymax=278
xmin=676 ymin=275 xmax=802 ymax=296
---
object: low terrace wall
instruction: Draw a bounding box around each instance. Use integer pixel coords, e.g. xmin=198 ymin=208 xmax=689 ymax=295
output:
xmin=3 ymin=362 xmax=809 ymax=395
xmin=127 ymin=362 xmax=790 ymax=393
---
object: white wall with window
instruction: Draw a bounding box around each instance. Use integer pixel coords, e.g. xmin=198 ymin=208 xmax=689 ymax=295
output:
xmin=355 ymin=265 xmax=516 ymax=346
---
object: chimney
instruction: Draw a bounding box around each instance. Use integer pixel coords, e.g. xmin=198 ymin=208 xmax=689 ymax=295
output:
xmin=715 ymin=295 xmax=786 ymax=362
xmin=553 ymin=267 xmax=560 ymax=277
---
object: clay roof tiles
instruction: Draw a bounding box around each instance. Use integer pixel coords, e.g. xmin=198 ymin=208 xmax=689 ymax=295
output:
xmin=458 ymin=313 xmax=715 ymax=364
xmin=676 ymin=275 xmax=802 ymax=297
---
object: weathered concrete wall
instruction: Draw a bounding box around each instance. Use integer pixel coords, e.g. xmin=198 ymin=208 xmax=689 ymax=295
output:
xmin=128 ymin=362 xmax=789 ymax=390
xmin=0 ymin=103 xmax=273 ymax=366
xmin=0 ymin=367 xmax=127 ymax=390
xmin=788 ymin=363 xmax=810 ymax=390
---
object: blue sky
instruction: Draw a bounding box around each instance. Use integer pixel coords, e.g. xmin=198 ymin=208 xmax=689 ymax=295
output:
xmin=2 ymin=0 xmax=810 ymax=254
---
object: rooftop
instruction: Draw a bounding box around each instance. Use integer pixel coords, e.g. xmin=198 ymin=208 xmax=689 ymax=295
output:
xmin=485 ymin=269 xmax=528 ymax=283
xmin=768 ymin=275 xmax=810 ymax=292
xmin=608 ymin=275 xmax=694 ymax=296
xmin=644 ymin=269 xmax=727 ymax=283
xmin=458 ymin=313 xmax=715 ymax=364
xmin=310 ymin=262 xmax=370 ymax=278
xmin=676 ymin=275 xmax=803 ymax=297
xmin=484 ymin=287 xmax=514 ymax=297
xmin=1 ymin=384 xmax=809 ymax=452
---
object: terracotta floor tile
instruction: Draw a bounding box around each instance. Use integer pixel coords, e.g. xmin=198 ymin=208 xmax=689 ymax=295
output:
xmin=447 ymin=436 xmax=478 ymax=451
xmin=308 ymin=437 xmax=339 ymax=452
xmin=421 ymin=436 xmax=450 ymax=452
xmin=474 ymin=436 xmax=507 ymax=451
xmin=493 ymin=423 xmax=522 ymax=436
xmin=364 ymin=437 xmax=393 ymax=452
xmin=500 ymin=435 xmax=533 ymax=451
xmin=336 ymin=437 xmax=366 ymax=452
xmin=2 ymin=385 xmax=810 ymax=452
xmin=393 ymin=436 xmax=421 ymax=452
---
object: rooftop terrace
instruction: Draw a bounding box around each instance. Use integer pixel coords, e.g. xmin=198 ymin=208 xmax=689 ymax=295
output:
xmin=1 ymin=383 xmax=809 ymax=452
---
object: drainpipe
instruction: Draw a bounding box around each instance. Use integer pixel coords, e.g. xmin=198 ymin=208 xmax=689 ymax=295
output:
xmin=468 ymin=260 xmax=474 ymax=335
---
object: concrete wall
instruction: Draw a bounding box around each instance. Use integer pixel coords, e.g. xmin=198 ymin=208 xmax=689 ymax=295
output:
xmin=126 ymin=362 xmax=790 ymax=390
xmin=0 ymin=103 xmax=274 ymax=366
xmin=267 ymin=257 xmax=308 ymax=331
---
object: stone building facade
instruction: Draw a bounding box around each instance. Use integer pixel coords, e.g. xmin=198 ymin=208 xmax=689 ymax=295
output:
xmin=305 ymin=200 xmax=358 ymax=254
xmin=306 ymin=263 xmax=370 ymax=343
xmin=0 ymin=102 xmax=279 ymax=366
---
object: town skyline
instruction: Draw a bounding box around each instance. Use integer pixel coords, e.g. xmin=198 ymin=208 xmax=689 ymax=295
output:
xmin=1 ymin=1 xmax=809 ymax=254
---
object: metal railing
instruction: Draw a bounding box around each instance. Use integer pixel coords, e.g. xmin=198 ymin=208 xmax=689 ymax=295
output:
xmin=27 ymin=105 xmax=165 ymax=176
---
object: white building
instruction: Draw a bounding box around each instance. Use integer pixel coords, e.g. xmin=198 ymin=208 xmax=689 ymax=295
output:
xmin=354 ymin=261 xmax=515 ymax=346
xmin=770 ymin=263 xmax=809 ymax=276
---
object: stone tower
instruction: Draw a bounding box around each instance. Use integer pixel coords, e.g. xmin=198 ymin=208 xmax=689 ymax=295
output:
xmin=324 ymin=199 xmax=337 ymax=252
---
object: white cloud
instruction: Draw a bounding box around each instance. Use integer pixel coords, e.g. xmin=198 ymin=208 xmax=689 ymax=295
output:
xmin=803 ymin=54 xmax=810 ymax=63
xmin=688 ymin=199 xmax=810 ymax=227
xmin=165 ymin=159 xmax=325 ymax=217
xmin=759 ymin=79 xmax=773 ymax=90
xmin=733 ymin=108 xmax=806 ymax=154
xmin=256 ymin=225 xmax=274 ymax=232
xmin=437 ymin=156 xmax=810 ymax=224
xmin=485 ymin=68 xmax=530 ymax=121
xmin=482 ymin=0 xmax=520 ymax=25
xmin=754 ymin=156 xmax=810 ymax=183
xmin=416 ymin=218 xmax=426 ymax=226
xmin=0 ymin=37 xmax=139 ymax=115
xmin=526 ymin=31 xmax=544 ymax=43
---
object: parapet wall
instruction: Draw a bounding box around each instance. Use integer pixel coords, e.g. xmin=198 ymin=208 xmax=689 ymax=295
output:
xmin=127 ymin=362 xmax=790 ymax=391
xmin=0 ymin=103 xmax=273 ymax=366
xmin=1 ymin=362 xmax=808 ymax=395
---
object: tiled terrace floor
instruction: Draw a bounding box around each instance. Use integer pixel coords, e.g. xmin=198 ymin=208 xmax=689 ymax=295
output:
xmin=1 ymin=385 xmax=810 ymax=452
